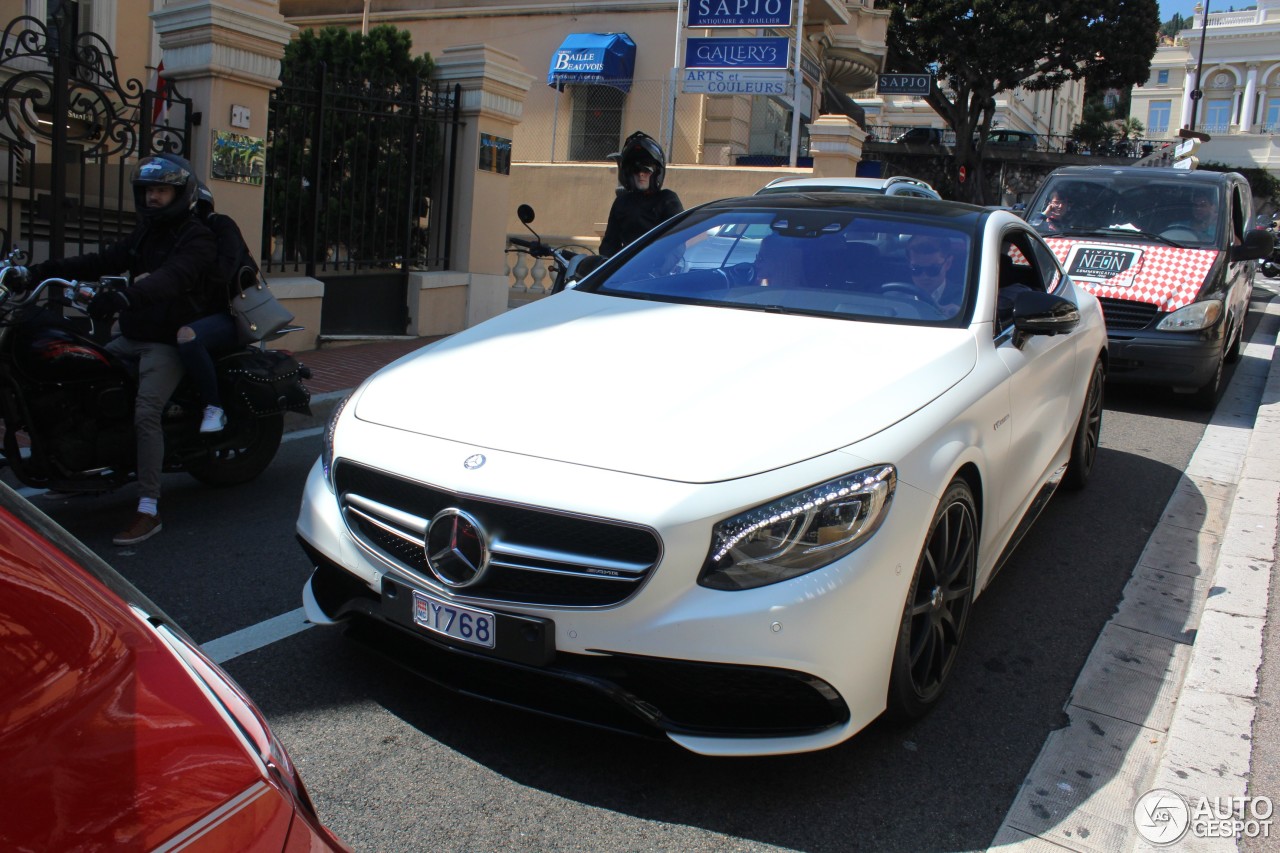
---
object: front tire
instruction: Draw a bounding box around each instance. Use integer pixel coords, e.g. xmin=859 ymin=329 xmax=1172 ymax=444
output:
xmin=187 ymin=413 xmax=283 ymax=486
xmin=1063 ymin=358 xmax=1104 ymax=491
xmin=886 ymin=478 xmax=977 ymax=721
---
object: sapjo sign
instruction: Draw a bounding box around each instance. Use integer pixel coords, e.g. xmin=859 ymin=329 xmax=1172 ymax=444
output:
xmin=688 ymin=0 xmax=792 ymax=28
xmin=877 ymin=74 xmax=933 ymax=96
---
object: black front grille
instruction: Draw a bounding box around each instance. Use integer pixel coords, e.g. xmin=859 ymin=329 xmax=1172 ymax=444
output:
xmin=334 ymin=461 xmax=662 ymax=607
xmin=1097 ymin=297 xmax=1160 ymax=331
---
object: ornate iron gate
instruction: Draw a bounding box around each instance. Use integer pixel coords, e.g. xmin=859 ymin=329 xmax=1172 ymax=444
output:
xmin=263 ymin=62 xmax=460 ymax=336
xmin=0 ymin=11 xmax=192 ymax=264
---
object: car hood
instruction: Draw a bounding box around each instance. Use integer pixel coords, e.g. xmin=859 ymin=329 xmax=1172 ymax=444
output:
xmin=354 ymin=292 xmax=976 ymax=482
xmin=1043 ymin=237 xmax=1219 ymax=312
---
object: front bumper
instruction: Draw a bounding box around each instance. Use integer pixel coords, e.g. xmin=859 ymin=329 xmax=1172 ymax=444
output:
xmin=1103 ymin=327 xmax=1223 ymax=390
xmin=296 ymin=434 xmax=936 ymax=755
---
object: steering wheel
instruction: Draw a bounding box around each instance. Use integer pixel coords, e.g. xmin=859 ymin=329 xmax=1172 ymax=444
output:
xmin=1159 ymin=226 xmax=1201 ymax=243
xmin=880 ymin=281 xmax=942 ymax=311
xmin=721 ymin=262 xmax=755 ymax=288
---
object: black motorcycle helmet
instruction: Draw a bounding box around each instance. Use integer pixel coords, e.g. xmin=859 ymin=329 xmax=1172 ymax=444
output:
xmin=195 ymin=182 xmax=216 ymax=218
xmin=617 ymin=131 xmax=666 ymax=193
xmin=131 ymin=153 xmax=198 ymax=223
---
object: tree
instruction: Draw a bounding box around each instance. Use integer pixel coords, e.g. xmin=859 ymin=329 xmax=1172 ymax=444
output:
xmin=268 ymin=26 xmax=437 ymax=267
xmin=885 ymin=1 xmax=1161 ymax=203
xmin=1160 ymin=13 xmax=1190 ymax=39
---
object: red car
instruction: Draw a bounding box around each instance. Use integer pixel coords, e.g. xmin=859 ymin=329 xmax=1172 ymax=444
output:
xmin=0 ymin=482 xmax=348 ymax=851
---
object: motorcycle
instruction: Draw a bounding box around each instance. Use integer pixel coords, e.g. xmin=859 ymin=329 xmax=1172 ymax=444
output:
xmin=1262 ymin=224 xmax=1280 ymax=278
xmin=507 ymin=203 xmax=601 ymax=294
xmin=0 ymin=251 xmax=312 ymax=493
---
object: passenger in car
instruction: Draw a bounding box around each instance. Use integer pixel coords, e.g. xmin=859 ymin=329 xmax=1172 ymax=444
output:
xmin=752 ymin=235 xmax=805 ymax=287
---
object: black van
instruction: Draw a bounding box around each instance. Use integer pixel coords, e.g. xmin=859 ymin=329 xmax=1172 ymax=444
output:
xmin=1024 ymin=166 xmax=1272 ymax=407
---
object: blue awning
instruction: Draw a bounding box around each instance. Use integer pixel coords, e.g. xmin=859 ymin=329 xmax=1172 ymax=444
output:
xmin=547 ymin=33 xmax=636 ymax=93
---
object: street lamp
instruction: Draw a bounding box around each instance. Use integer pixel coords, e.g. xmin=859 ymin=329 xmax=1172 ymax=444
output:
xmin=1187 ymin=0 xmax=1210 ymax=133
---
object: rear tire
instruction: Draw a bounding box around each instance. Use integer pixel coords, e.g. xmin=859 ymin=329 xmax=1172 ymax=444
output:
xmin=886 ymin=478 xmax=977 ymax=721
xmin=1063 ymin=359 xmax=1104 ymax=491
xmin=187 ymin=413 xmax=283 ymax=486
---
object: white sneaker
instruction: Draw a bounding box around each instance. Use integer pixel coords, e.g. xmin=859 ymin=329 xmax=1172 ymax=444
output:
xmin=200 ymin=405 xmax=227 ymax=433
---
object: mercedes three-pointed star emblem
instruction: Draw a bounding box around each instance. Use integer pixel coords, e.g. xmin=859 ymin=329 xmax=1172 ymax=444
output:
xmin=424 ymin=508 xmax=491 ymax=588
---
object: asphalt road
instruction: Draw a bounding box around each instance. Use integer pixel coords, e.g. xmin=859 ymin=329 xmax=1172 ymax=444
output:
xmin=17 ymin=293 xmax=1275 ymax=852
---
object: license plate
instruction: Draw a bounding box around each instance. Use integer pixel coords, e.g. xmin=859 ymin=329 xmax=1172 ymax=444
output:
xmin=411 ymin=589 xmax=496 ymax=649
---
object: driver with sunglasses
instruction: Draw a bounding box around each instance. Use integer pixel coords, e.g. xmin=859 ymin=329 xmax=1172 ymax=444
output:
xmin=905 ymin=235 xmax=962 ymax=316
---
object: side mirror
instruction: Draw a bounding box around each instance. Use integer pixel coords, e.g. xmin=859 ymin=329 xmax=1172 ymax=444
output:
xmin=1230 ymin=227 xmax=1274 ymax=263
xmin=517 ymin=204 xmax=535 ymax=226
xmin=1012 ymin=290 xmax=1081 ymax=337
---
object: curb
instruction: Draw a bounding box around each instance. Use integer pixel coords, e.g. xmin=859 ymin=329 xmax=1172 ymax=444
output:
xmin=991 ymin=297 xmax=1280 ymax=852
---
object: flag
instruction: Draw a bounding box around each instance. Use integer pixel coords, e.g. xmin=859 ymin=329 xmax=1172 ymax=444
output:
xmin=148 ymin=62 xmax=170 ymax=126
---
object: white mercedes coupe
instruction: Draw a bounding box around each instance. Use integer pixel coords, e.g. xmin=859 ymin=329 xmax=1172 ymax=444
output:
xmin=297 ymin=193 xmax=1106 ymax=756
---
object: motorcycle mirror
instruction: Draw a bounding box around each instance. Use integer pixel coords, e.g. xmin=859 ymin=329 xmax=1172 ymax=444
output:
xmin=517 ymin=204 xmax=535 ymax=225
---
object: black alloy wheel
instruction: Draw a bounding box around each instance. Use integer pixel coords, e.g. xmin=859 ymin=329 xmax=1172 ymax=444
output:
xmin=1063 ymin=358 xmax=1105 ymax=491
xmin=887 ymin=478 xmax=978 ymax=720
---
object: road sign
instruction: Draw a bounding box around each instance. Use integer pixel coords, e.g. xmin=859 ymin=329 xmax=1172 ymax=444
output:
xmin=1173 ymin=138 xmax=1199 ymax=159
xmin=1173 ymin=156 xmax=1199 ymax=170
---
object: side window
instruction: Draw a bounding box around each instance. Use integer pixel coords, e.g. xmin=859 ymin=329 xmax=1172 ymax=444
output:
xmin=995 ymin=231 xmax=1056 ymax=331
xmin=1231 ymin=185 xmax=1247 ymax=245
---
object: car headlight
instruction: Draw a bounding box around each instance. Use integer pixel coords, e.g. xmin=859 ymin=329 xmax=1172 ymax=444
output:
xmin=699 ymin=465 xmax=896 ymax=591
xmin=1157 ymin=298 xmax=1222 ymax=332
xmin=321 ymin=393 xmax=351 ymax=492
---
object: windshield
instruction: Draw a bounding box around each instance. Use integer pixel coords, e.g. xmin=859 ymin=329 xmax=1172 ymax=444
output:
xmin=586 ymin=207 xmax=973 ymax=325
xmin=1028 ymin=174 xmax=1225 ymax=248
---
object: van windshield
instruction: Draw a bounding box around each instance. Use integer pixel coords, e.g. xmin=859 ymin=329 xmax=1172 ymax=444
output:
xmin=1028 ymin=175 xmax=1225 ymax=249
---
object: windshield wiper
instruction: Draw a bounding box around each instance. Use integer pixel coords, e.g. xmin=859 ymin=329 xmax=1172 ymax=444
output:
xmin=1056 ymin=227 xmax=1186 ymax=248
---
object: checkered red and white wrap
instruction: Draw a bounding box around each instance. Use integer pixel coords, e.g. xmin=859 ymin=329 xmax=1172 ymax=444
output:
xmin=1043 ymin=237 xmax=1217 ymax=312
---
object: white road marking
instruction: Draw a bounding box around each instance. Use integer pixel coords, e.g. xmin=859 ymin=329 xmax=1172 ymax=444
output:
xmin=202 ymin=607 xmax=314 ymax=664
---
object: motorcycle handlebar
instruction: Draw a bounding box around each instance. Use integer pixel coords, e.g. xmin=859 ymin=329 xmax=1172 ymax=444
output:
xmin=507 ymin=236 xmax=550 ymax=256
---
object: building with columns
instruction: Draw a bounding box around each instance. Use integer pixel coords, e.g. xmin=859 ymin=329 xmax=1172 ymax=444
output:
xmin=1129 ymin=1 xmax=1280 ymax=180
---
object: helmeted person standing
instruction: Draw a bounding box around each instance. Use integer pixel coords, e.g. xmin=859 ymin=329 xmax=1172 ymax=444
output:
xmin=25 ymin=153 xmax=217 ymax=545
xmin=599 ymin=131 xmax=684 ymax=258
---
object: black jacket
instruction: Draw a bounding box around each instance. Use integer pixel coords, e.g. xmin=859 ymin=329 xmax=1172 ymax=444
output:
xmin=39 ymin=214 xmax=217 ymax=343
xmin=600 ymin=189 xmax=683 ymax=257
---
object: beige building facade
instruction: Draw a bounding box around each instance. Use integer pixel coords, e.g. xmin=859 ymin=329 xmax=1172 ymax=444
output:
xmin=1130 ymin=0 xmax=1280 ymax=177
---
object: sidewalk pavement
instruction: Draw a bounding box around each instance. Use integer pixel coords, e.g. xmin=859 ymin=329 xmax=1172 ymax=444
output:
xmin=280 ymin=319 xmax=1279 ymax=852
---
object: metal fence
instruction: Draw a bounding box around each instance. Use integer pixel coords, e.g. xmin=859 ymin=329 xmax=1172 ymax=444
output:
xmin=263 ymin=64 xmax=460 ymax=276
xmin=866 ymin=124 xmax=1169 ymax=159
xmin=0 ymin=13 xmax=192 ymax=264
xmin=516 ymin=79 xmax=804 ymax=166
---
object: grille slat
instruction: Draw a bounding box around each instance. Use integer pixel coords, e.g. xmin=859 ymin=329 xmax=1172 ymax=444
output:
xmin=335 ymin=461 xmax=662 ymax=607
xmin=1097 ymin=297 xmax=1160 ymax=331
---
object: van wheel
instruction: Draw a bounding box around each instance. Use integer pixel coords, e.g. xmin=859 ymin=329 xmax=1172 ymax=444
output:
xmin=1186 ymin=341 xmax=1226 ymax=411
xmin=1224 ymin=317 xmax=1244 ymax=364
xmin=886 ymin=478 xmax=977 ymax=721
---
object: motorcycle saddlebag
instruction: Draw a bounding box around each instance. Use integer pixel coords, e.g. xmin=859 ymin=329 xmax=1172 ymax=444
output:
xmin=218 ymin=349 xmax=312 ymax=417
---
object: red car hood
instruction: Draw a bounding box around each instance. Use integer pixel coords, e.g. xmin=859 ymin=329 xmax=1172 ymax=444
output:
xmin=0 ymin=507 xmax=282 ymax=851
xmin=1044 ymin=237 xmax=1218 ymax=312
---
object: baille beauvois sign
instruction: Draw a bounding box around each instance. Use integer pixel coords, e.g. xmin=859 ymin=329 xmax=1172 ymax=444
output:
xmin=689 ymin=0 xmax=792 ymax=28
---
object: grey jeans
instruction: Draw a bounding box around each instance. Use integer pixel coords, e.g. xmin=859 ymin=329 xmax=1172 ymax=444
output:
xmin=106 ymin=337 xmax=184 ymax=501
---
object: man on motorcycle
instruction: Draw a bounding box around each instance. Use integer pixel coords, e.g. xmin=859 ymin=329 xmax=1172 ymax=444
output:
xmin=23 ymin=153 xmax=217 ymax=544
